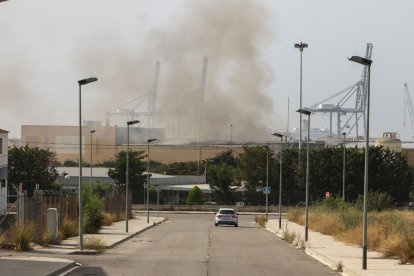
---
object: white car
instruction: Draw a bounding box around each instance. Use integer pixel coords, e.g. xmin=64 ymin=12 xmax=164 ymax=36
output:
xmin=215 ymin=208 xmax=238 ymax=227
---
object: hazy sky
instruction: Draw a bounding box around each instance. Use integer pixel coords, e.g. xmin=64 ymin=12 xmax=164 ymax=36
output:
xmin=0 ymin=0 xmax=413 ymax=141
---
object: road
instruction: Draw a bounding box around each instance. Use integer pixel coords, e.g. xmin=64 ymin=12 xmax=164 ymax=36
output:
xmin=66 ymin=213 xmax=338 ymax=276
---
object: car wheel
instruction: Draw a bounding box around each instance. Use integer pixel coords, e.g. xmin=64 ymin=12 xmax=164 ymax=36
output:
xmin=215 ymin=223 xmax=218 ymax=226
xmin=234 ymin=224 xmax=238 ymax=227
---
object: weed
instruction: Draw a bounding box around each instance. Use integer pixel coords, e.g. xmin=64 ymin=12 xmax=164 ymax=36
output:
xmin=255 ymin=215 xmax=266 ymax=227
xmin=102 ymin=212 xmax=114 ymax=226
xmin=335 ymin=260 xmax=343 ymax=272
xmin=10 ymin=223 xmax=34 ymax=251
xmin=283 ymin=228 xmax=296 ymax=244
xmin=60 ymin=218 xmax=79 ymax=240
xmin=84 ymin=236 xmax=106 ymax=253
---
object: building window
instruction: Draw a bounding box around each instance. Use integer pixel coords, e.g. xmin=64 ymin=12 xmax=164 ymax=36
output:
xmin=0 ymin=138 xmax=2 ymax=154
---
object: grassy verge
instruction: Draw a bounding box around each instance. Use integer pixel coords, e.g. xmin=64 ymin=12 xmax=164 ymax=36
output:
xmin=288 ymin=198 xmax=414 ymax=264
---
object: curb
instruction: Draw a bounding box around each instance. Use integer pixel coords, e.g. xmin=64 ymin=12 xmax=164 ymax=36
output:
xmin=107 ymin=218 xmax=167 ymax=249
xmin=264 ymin=226 xmax=349 ymax=276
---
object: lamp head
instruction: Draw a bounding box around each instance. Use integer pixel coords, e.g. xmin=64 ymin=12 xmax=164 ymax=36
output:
xmin=294 ymin=42 xmax=308 ymax=50
xmin=348 ymin=56 xmax=372 ymax=66
xmin=90 ymin=129 xmax=96 ymax=134
xmin=127 ymin=120 xmax=140 ymax=126
xmin=272 ymin=132 xmax=283 ymax=138
xmin=296 ymin=108 xmax=311 ymax=116
xmin=78 ymin=77 xmax=98 ymax=86
xmin=147 ymin=138 xmax=157 ymax=143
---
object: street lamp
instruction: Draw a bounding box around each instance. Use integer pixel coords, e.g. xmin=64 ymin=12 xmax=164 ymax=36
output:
xmin=90 ymin=129 xmax=95 ymax=187
xmin=297 ymin=108 xmax=311 ymax=241
xmin=78 ymin=77 xmax=98 ymax=251
xmin=147 ymin=138 xmax=157 ymax=224
xmin=348 ymin=54 xmax=372 ymax=270
xmin=342 ymin=132 xmax=346 ymax=200
xmin=294 ymin=42 xmax=308 ymax=155
xmin=265 ymin=145 xmax=269 ymax=222
xmin=273 ymin=132 xmax=284 ymax=229
xmin=230 ymin=124 xmax=233 ymax=144
xmin=126 ymin=120 xmax=140 ymax=232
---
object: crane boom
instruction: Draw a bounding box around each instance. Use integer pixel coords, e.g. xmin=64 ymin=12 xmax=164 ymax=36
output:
xmin=404 ymin=83 xmax=414 ymax=138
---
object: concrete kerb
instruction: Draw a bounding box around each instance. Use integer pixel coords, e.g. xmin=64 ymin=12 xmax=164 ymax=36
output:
xmin=106 ymin=217 xmax=166 ymax=250
xmin=265 ymin=220 xmax=349 ymax=275
xmin=68 ymin=217 xmax=167 ymax=255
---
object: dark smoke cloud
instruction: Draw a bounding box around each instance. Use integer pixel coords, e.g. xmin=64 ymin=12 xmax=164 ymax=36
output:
xmin=75 ymin=0 xmax=279 ymax=143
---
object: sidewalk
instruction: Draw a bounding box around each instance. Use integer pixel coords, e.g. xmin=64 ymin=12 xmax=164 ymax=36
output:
xmin=266 ymin=219 xmax=414 ymax=276
xmin=0 ymin=215 xmax=165 ymax=275
xmin=33 ymin=215 xmax=165 ymax=254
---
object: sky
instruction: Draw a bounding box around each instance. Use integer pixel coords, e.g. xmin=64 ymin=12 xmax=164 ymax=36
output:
xmin=0 ymin=0 xmax=413 ymax=142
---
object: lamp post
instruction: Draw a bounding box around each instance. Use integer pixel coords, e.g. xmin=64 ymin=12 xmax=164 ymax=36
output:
xmin=294 ymin=42 xmax=308 ymax=155
xmin=78 ymin=77 xmax=98 ymax=251
xmin=342 ymin=132 xmax=346 ymax=200
xmin=273 ymin=132 xmax=283 ymax=229
xmin=265 ymin=146 xmax=269 ymax=222
xmin=230 ymin=124 xmax=233 ymax=144
xmin=147 ymin=138 xmax=157 ymax=224
xmin=90 ymin=129 xmax=95 ymax=187
xmin=126 ymin=120 xmax=140 ymax=232
xmin=348 ymin=54 xmax=372 ymax=270
xmin=297 ymin=108 xmax=311 ymax=241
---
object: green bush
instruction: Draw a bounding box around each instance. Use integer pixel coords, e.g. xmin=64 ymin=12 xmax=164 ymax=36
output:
xmin=82 ymin=186 xmax=104 ymax=234
xmin=186 ymin=186 xmax=203 ymax=205
xmin=84 ymin=195 xmax=104 ymax=234
xmin=355 ymin=191 xmax=394 ymax=212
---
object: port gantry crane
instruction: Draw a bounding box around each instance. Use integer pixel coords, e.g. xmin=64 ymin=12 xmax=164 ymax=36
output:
xmin=306 ymin=43 xmax=373 ymax=142
xmin=404 ymin=83 xmax=414 ymax=138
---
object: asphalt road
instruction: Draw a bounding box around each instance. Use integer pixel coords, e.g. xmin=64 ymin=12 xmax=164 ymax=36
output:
xmin=66 ymin=213 xmax=338 ymax=276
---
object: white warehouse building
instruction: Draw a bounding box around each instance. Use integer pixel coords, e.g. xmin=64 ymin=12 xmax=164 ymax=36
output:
xmin=0 ymin=129 xmax=8 ymax=216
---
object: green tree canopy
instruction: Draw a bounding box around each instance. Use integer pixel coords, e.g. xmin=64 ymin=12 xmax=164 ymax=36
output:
xmin=108 ymin=150 xmax=146 ymax=203
xmin=186 ymin=186 xmax=203 ymax=205
xmin=8 ymin=145 xmax=59 ymax=196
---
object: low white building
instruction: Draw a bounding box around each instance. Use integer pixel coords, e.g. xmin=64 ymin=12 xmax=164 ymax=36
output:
xmin=0 ymin=129 xmax=8 ymax=215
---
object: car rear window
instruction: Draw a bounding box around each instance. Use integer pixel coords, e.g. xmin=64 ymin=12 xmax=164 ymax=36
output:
xmin=219 ymin=210 xmax=235 ymax=214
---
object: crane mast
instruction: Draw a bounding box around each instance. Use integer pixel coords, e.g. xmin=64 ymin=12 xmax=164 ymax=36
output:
xmin=404 ymin=83 xmax=414 ymax=138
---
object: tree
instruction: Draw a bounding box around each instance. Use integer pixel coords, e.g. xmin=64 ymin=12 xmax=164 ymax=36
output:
xmin=108 ymin=150 xmax=146 ymax=203
xmin=206 ymin=150 xmax=238 ymax=204
xmin=238 ymin=146 xmax=275 ymax=205
xmin=186 ymin=186 xmax=203 ymax=205
xmin=8 ymin=145 xmax=59 ymax=196
xmin=207 ymin=164 xmax=235 ymax=204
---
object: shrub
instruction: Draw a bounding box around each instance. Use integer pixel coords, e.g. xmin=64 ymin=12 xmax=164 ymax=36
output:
xmin=186 ymin=186 xmax=203 ymax=205
xmin=60 ymin=218 xmax=79 ymax=240
xmin=255 ymin=215 xmax=266 ymax=227
xmin=84 ymin=195 xmax=104 ymax=234
xmin=102 ymin=212 xmax=114 ymax=226
xmin=10 ymin=223 xmax=34 ymax=251
xmin=355 ymin=191 xmax=394 ymax=212
xmin=283 ymin=228 xmax=296 ymax=244
xmin=84 ymin=237 xmax=106 ymax=253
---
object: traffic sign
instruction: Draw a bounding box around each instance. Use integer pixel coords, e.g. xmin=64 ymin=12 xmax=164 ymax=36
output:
xmin=263 ymin=187 xmax=271 ymax=194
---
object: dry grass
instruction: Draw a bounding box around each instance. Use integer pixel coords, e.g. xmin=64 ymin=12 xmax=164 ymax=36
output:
xmin=102 ymin=212 xmax=115 ymax=226
xmin=60 ymin=218 xmax=79 ymax=240
xmin=288 ymin=207 xmax=414 ymax=264
xmin=10 ymin=223 xmax=34 ymax=251
xmin=84 ymin=236 xmax=106 ymax=253
xmin=283 ymin=228 xmax=296 ymax=244
xmin=335 ymin=261 xmax=343 ymax=272
xmin=39 ymin=231 xmax=60 ymax=246
xmin=255 ymin=215 xmax=267 ymax=227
